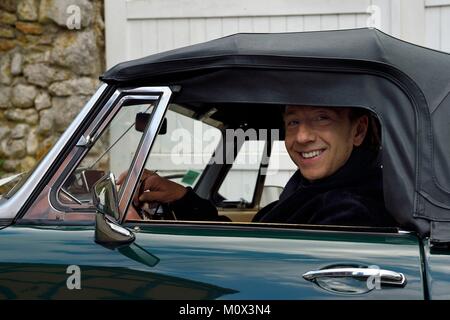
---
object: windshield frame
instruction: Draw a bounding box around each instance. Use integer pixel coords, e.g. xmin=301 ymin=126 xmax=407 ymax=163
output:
xmin=51 ymin=94 xmax=163 ymax=214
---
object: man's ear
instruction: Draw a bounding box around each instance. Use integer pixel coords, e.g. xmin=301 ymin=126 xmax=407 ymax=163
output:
xmin=352 ymin=115 xmax=369 ymax=147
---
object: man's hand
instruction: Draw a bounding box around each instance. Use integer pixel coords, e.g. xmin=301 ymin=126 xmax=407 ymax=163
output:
xmin=117 ymin=169 xmax=187 ymax=206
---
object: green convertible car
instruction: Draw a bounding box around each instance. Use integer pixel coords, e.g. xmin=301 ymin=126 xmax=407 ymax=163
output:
xmin=1 ymin=28 xmax=450 ymax=300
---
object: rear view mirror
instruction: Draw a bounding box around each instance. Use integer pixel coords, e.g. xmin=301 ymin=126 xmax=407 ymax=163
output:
xmin=135 ymin=113 xmax=167 ymax=134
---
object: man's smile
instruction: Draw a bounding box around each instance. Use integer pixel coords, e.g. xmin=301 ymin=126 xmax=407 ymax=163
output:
xmin=299 ymin=149 xmax=325 ymax=159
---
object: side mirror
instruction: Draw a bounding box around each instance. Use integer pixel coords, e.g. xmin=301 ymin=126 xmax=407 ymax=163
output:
xmin=135 ymin=113 xmax=167 ymax=135
xmin=92 ymin=172 xmax=135 ymax=246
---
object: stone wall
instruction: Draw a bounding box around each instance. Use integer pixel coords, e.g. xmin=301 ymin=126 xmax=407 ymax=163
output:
xmin=0 ymin=0 xmax=104 ymax=177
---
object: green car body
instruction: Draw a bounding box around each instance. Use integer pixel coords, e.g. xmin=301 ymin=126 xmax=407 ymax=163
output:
xmin=1 ymin=222 xmax=443 ymax=299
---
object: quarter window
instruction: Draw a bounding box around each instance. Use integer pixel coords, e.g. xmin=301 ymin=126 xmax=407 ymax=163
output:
xmin=58 ymin=102 xmax=155 ymax=206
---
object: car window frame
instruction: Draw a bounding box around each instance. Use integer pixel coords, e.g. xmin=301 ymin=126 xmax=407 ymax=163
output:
xmin=51 ymin=94 xmax=162 ymax=212
xmin=19 ymin=87 xmax=172 ymax=224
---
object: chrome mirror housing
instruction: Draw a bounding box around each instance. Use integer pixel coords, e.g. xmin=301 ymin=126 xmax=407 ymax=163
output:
xmin=92 ymin=172 xmax=135 ymax=246
xmin=93 ymin=172 xmax=120 ymax=221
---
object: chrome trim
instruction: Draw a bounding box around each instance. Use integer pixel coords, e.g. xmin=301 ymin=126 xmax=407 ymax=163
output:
xmin=87 ymin=94 xmax=158 ymax=143
xmin=60 ymin=188 xmax=83 ymax=205
xmin=303 ymin=267 xmax=407 ymax=287
xmin=76 ymin=135 xmax=93 ymax=148
xmin=81 ymin=89 xmax=122 ymax=142
xmin=118 ymin=87 xmax=172 ymax=223
xmin=0 ymin=84 xmax=109 ymax=219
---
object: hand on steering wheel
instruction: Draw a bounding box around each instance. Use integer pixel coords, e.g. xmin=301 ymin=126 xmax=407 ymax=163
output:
xmin=117 ymin=169 xmax=187 ymax=220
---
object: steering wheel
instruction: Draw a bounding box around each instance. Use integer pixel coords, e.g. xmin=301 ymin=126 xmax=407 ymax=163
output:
xmin=151 ymin=203 xmax=176 ymax=220
xmin=130 ymin=171 xmax=186 ymax=221
xmin=130 ymin=201 xmax=176 ymax=220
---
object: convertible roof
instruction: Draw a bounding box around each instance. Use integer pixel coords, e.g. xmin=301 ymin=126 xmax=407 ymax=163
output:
xmin=102 ymin=28 xmax=450 ymax=113
xmin=102 ymin=28 xmax=450 ymax=244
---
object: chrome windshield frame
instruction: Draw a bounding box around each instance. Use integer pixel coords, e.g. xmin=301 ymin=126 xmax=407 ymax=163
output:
xmin=51 ymin=92 xmax=163 ymax=212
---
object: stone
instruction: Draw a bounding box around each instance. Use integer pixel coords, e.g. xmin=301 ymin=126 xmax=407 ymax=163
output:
xmin=10 ymin=53 xmax=23 ymax=75
xmin=0 ymin=10 xmax=17 ymax=25
xmin=3 ymin=160 xmax=21 ymax=172
xmin=37 ymin=33 xmax=55 ymax=45
xmin=26 ymin=129 xmax=38 ymax=155
xmin=0 ymin=127 xmax=11 ymax=141
xmin=0 ymin=25 xmax=15 ymax=38
xmin=11 ymin=84 xmax=37 ymax=108
xmin=23 ymin=63 xmax=71 ymax=87
xmin=17 ymin=0 xmax=38 ymax=22
xmin=0 ymin=1 xmax=17 ymax=13
xmin=37 ymin=109 xmax=54 ymax=135
xmin=10 ymin=124 xmax=29 ymax=139
xmin=21 ymin=156 xmax=36 ymax=171
xmin=0 ymin=39 xmax=16 ymax=52
xmin=36 ymin=135 xmax=57 ymax=160
xmin=34 ymin=91 xmax=51 ymax=110
xmin=51 ymin=30 xmax=100 ymax=76
xmin=2 ymin=138 xmax=26 ymax=158
xmin=23 ymin=34 xmax=40 ymax=45
xmin=15 ymin=21 xmax=43 ymax=35
xmin=0 ymin=54 xmax=11 ymax=85
xmin=24 ymin=51 xmax=50 ymax=64
xmin=0 ymin=86 xmax=12 ymax=109
xmin=52 ymin=95 xmax=89 ymax=132
xmin=49 ymin=78 xmax=99 ymax=96
xmin=39 ymin=0 xmax=93 ymax=29
xmin=5 ymin=108 xmax=38 ymax=125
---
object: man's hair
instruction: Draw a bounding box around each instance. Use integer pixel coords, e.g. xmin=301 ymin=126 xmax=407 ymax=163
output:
xmin=348 ymin=108 xmax=381 ymax=150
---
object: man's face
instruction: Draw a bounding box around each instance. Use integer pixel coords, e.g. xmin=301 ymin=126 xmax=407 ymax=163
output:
xmin=284 ymin=106 xmax=368 ymax=181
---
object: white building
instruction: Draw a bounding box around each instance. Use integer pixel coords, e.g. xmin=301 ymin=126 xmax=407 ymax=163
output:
xmin=104 ymin=0 xmax=450 ymax=201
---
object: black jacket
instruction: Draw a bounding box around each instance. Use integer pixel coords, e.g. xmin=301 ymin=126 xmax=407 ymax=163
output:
xmin=170 ymin=147 xmax=397 ymax=227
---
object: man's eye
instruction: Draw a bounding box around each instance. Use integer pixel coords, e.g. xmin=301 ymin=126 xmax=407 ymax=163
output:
xmin=287 ymin=120 xmax=299 ymax=127
xmin=314 ymin=115 xmax=331 ymax=122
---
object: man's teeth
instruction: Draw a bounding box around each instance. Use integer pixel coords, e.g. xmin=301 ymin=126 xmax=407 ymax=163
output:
xmin=301 ymin=150 xmax=323 ymax=159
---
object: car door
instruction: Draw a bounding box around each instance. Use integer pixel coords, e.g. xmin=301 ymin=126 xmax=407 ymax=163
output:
xmin=0 ymin=221 xmax=425 ymax=299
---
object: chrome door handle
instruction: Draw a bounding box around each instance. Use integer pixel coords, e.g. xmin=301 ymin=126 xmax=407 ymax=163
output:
xmin=303 ymin=267 xmax=407 ymax=287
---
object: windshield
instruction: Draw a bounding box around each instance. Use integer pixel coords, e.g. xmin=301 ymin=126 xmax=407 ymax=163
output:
xmin=0 ymin=145 xmax=53 ymax=200
xmin=0 ymin=172 xmax=30 ymax=199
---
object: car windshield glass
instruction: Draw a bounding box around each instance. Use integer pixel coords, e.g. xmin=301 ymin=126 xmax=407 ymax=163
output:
xmin=0 ymin=142 xmax=54 ymax=200
xmin=0 ymin=171 xmax=29 ymax=199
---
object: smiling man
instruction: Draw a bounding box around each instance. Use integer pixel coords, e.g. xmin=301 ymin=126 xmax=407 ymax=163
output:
xmin=250 ymin=105 xmax=396 ymax=226
xmin=283 ymin=106 xmax=367 ymax=181
xmin=123 ymin=105 xmax=397 ymax=227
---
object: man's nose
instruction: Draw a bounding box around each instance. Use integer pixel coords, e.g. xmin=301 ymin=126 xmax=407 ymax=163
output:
xmin=295 ymin=123 xmax=315 ymax=143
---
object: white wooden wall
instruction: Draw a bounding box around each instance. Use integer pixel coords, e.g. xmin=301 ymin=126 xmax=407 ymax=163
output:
xmin=105 ymin=0 xmax=450 ymax=196
xmin=425 ymin=0 xmax=450 ymax=52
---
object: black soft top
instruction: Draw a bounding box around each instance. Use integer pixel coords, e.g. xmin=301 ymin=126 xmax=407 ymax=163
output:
xmin=102 ymin=28 xmax=450 ymax=243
